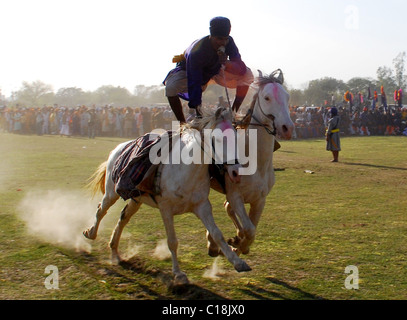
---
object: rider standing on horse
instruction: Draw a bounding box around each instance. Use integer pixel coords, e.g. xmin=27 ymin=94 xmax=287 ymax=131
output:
xmin=163 ymin=16 xmax=254 ymax=123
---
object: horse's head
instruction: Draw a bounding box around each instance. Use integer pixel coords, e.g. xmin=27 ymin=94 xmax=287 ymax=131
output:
xmin=253 ymin=70 xmax=294 ymax=140
xmin=189 ymin=107 xmax=241 ymax=184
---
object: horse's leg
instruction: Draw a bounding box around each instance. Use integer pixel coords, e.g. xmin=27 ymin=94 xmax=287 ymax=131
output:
xmin=160 ymin=210 xmax=189 ymax=285
xmin=225 ymin=193 xmax=256 ymax=255
xmin=225 ymin=200 xmax=245 ymax=246
xmin=109 ymin=199 xmax=142 ymax=264
xmin=248 ymin=199 xmax=266 ymax=229
xmin=206 ymin=200 xmax=243 ymax=257
xmin=206 ymin=231 xmax=221 ymax=257
xmin=236 ymin=199 xmax=266 ymax=254
xmin=83 ymin=189 xmax=119 ymax=240
xmin=196 ymin=200 xmax=251 ymax=273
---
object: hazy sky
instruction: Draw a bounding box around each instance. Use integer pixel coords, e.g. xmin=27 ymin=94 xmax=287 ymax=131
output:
xmin=1 ymin=0 xmax=406 ymax=97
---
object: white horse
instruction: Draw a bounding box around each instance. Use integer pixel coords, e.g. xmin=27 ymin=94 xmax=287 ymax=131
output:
xmin=208 ymin=70 xmax=295 ymax=257
xmin=83 ymin=107 xmax=251 ymax=284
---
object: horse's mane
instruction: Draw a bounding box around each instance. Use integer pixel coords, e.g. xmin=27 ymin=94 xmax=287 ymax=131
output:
xmin=182 ymin=107 xmax=220 ymax=132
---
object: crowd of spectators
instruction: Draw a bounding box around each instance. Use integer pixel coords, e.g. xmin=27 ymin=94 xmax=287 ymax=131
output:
xmin=1 ymin=102 xmax=407 ymax=139
xmin=0 ymin=104 xmax=179 ymax=138
xmin=290 ymin=104 xmax=407 ymax=138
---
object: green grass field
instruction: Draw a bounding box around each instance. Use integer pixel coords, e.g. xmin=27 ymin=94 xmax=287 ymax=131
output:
xmin=0 ymin=132 xmax=406 ymax=300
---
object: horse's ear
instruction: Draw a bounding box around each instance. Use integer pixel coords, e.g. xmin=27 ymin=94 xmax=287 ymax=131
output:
xmin=215 ymin=107 xmax=224 ymax=119
xmin=257 ymin=70 xmax=263 ymax=78
xmin=271 ymin=69 xmax=284 ymax=85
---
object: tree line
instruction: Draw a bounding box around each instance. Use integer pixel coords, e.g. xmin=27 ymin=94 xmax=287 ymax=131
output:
xmin=2 ymin=52 xmax=405 ymax=109
xmin=289 ymin=52 xmax=406 ymax=106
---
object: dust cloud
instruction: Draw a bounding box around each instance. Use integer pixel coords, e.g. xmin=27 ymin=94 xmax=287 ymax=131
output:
xmin=153 ymin=239 xmax=171 ymax=260
xmin=203 ymin=257 xmax=225 ymax=280
xmin=117 ymin=231 xmax=143 ymax=261
xmin=18 ymin=189 xmax=98 ymax=252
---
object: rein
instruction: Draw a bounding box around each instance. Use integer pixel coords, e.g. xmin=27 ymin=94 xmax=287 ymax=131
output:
xmin=220 ymin=65 xmax=232 ymax=109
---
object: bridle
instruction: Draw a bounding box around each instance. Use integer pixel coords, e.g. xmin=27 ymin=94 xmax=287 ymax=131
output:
xmin=234 ymin=69 xmax=284 ymax=137
xmin=249 ymin=93 xmax=277 ymax=136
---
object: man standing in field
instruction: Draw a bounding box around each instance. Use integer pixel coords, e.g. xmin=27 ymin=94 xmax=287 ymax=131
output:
xmin=326 ymin=107 xmax=341 ymax=162
xmin=163 ymin=16 xmax=253 ymax=123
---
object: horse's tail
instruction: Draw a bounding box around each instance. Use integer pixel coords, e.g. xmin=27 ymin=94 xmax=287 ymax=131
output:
xmin=86 ymin=161 xmax=107 ymax=197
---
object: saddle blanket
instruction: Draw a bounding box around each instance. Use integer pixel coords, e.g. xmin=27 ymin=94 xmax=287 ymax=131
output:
xmin=111 ymin=132 xmax=170 ymax=200
xmin=111 ymin=130 xmax=229 ymax=200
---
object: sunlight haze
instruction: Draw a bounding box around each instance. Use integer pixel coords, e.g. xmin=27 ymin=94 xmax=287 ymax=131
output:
xmin=1 ymin=0 xmax=406 ymax=97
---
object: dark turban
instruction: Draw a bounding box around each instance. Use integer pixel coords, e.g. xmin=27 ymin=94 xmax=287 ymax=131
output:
xmin=209 ymin=17 xmax=231 ymax=37
xmin=330 ymin=107 xmax=338 ymax=116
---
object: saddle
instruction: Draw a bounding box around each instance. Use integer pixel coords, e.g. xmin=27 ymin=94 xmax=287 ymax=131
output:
xmin=111 ymin=132 xmax=174 ymax=200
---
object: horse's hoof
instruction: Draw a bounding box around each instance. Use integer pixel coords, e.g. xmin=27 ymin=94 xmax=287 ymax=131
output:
xmin=208 ymin=250 xmax=220 ymax=258
xmin=235 ymin=260 xmax=252 ymax=273
xmin=208 ymin=247 xmax=220 ymax=257
xmin=174 ymin=273 xmax=189 ymax=286
xmin=111 ymin=253 xmax=121 ymax=265
xmin=83 ymin=228 xmax=96 ymax=240
xmin=232 ymin=247 xmax=242 ymax=256
xmin=227 ymin=236 xmax=241 ymax=248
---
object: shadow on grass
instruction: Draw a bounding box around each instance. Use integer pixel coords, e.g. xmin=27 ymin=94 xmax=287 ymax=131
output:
xmin=79 ymin=251 xmax=226 ymax=299
xmin=118 ymin=256 xmax=226 ymax=300
xmin=78 ymin=252 xmax=323 ymax=300
xmin=343 ymin=162 xmax=407 ymax=171
xmin=240 ymin=277 xmax=325 ymax=300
